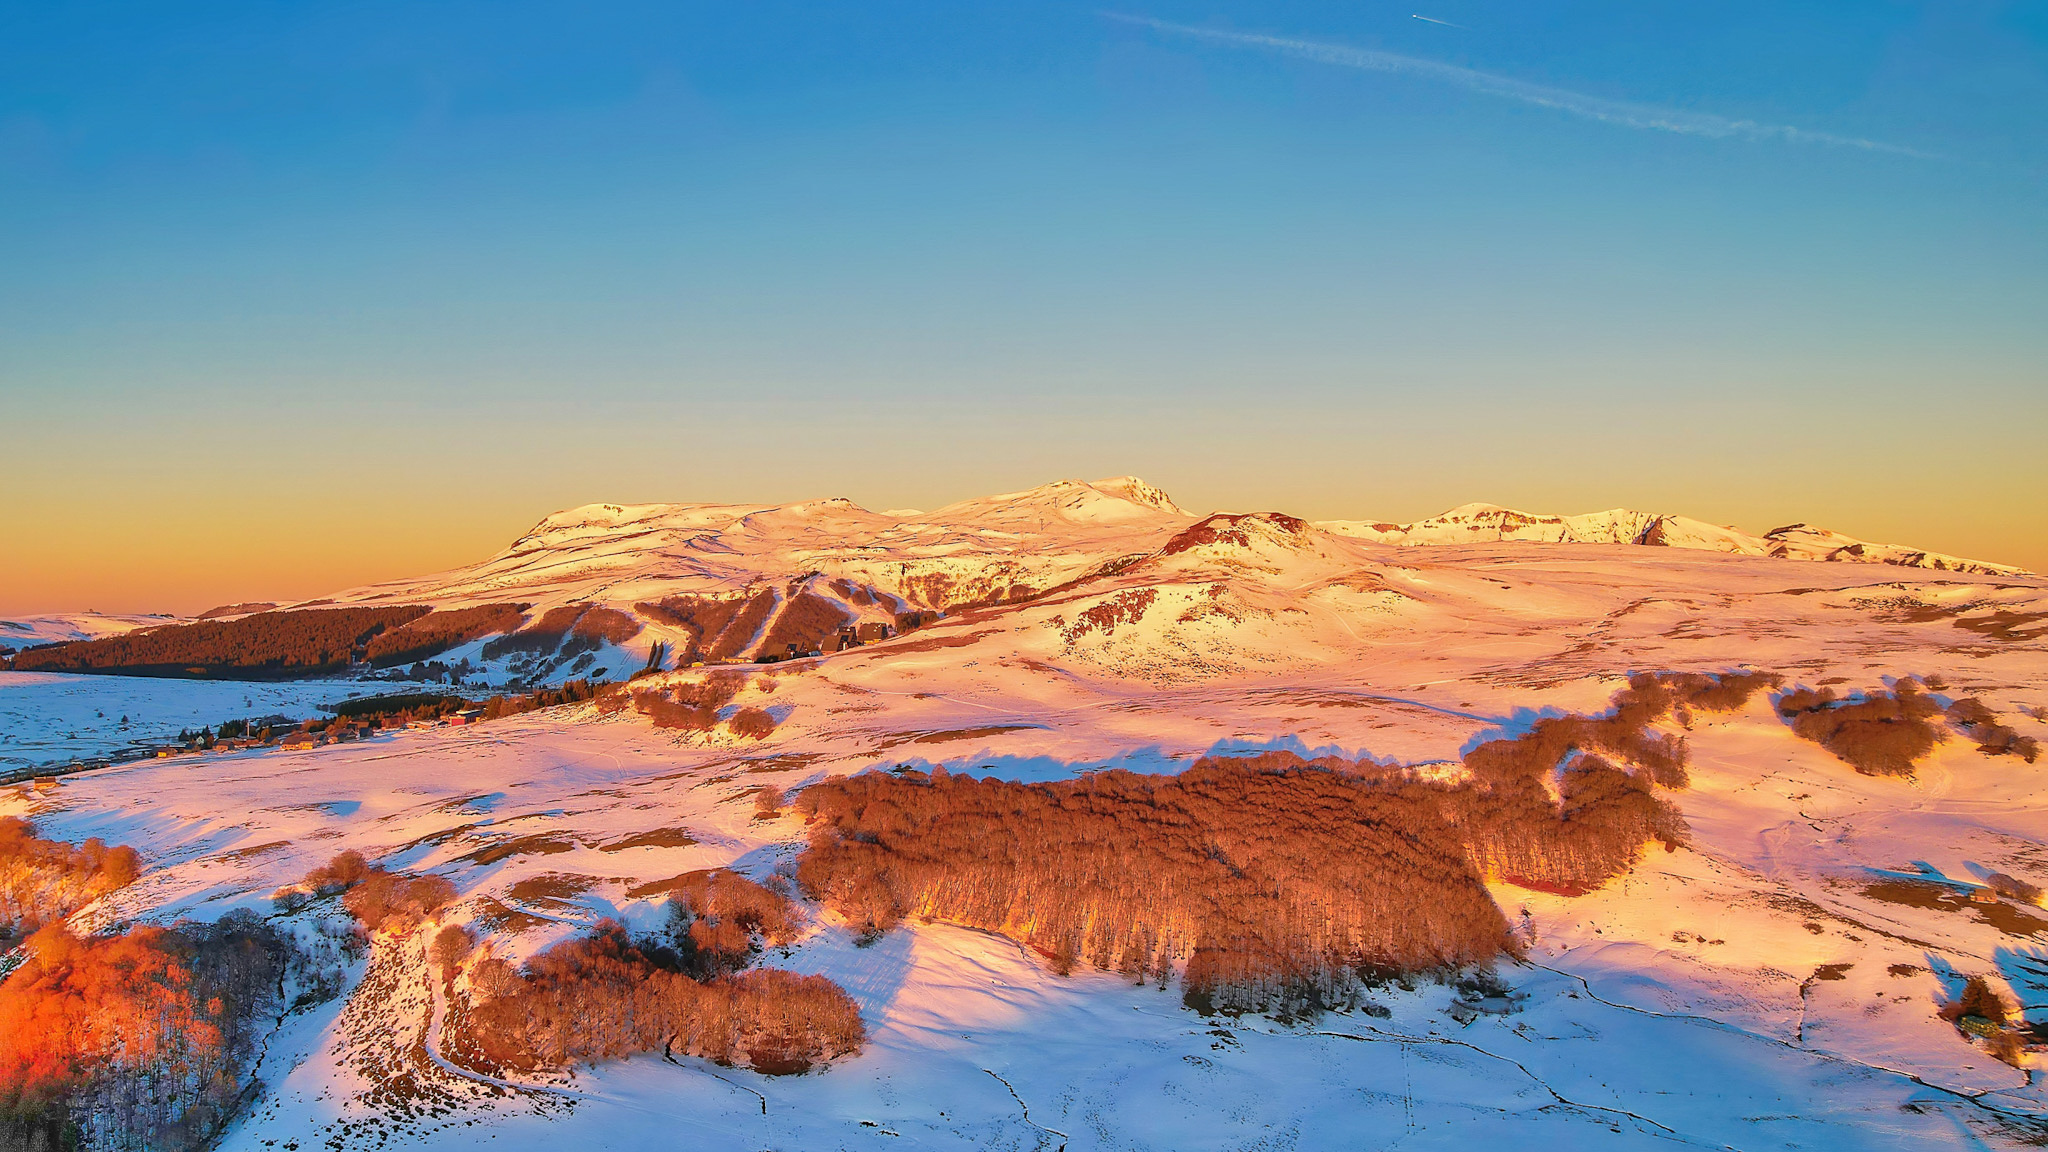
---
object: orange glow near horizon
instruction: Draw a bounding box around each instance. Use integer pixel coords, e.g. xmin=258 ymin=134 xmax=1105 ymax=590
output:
xmin=5 ymin=451 xmax=2042 ymax=618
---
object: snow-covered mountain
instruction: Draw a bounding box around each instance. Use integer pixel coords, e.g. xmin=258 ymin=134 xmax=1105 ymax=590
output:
xmin=0 ymin=611 xmax=180 ymax=651
xmin=307 ymin=479 xmax=2022 ymax=682
xmin=9 ymin=479 xmax=2028 ymax=691
xmin=6 ymin=476 xmax=2047 ymax=1152
xmin=1317 ymin=502 xmax=2028 ymax=576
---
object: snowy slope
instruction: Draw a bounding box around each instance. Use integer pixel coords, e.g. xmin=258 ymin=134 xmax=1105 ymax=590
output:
xmin=258 ymin=478 xmax=2024 ymax=686
xmin=5 ymin=480 xmax=2047 ymax=1149
xmin=0 ymin=611 xmax=181 ymax=651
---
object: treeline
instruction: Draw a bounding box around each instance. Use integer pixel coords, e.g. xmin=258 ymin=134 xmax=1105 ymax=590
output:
xmin=365 ymin=603 xmax=529 ymax=668
xmin=11 ymin=606 xmax=431 ymax=678
xmin=0 ymin=818 xmax=140 ymax=949
xmin=476 ymin=678 xmax=609 ymax=722
xmin=796 ymin=670 xmax=1771 ymax=1012
xmin=0 ymin=913 xmax=300 ymax=1152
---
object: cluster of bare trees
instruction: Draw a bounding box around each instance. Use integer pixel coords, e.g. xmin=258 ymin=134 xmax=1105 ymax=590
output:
xmin=1940 ymin=975 xmax=2029 ymax=1066
xmin=1777 ymin=680 xmax=1946 ymax=776
xmin=798 ymin=761 xmax=1513 ymax=1014
xmin=447 ymin=916 xmax=862 ymax=1076
xmin=1945 ymin=697 xmax=2040 ymax=763
xmin=0 ymin=818 xmax=140 ymax=948
xmin=655 ymin=869 xmax=800 ymax=978
xmin=633 ymin=672 xmax=746 ymax=731
xmin=796 ymin=671 xmax=1770 ymax=1011
xmin=11 ymin=606 xmax=431 ymax=678
xmin=295 ymin=851 xmax=455 ymax=934
xmin=365 ymin=603 xmax=530 ymax=667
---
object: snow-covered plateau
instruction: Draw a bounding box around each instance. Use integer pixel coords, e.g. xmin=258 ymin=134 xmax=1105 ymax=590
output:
xmin=4 ymin=477 xmax=2046 ymax=1150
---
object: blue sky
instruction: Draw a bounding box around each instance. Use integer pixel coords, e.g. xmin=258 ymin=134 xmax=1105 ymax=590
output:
xmin=2 ymin=2 xmax=2044 ymax=611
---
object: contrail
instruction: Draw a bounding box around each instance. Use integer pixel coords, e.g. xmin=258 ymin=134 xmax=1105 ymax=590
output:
xmin=1109 ymin=14 xmax=1935 ymax=159
xmin=1410 ymin=15 xmax=1467 ymax=29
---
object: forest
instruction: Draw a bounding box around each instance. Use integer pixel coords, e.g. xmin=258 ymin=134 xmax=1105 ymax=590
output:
xmin=755 ymin=591 xmax=851 ymax=660
xmin=10 ymin=606 xmax=432 ymax=678
xmin=796 ymin=671 xmax=1773 ymax=1012
xmin=0 ymin=915 xmax=307 ymax=1152
xmin=2 ymin=823 xmax=315 ymax=1152
xmin=363 ymin=603 xmax=530 ymax=667
xmin=633 ymin=592 xmax=779 ymax=663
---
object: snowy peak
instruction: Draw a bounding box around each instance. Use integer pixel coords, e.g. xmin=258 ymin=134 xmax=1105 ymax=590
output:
xmin=1089 ymin=476 xmax=1187 ymax=516
xmin=933 ymin=477 xmax=1192 ymax=526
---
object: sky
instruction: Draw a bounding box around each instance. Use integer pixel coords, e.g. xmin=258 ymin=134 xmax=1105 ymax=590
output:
xmin=2 ymin=1 xmax=2044 ymax=615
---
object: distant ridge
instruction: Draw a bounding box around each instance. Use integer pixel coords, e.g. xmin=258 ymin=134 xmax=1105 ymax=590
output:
xmin=1314 ymin=503 xmax=2027 ymax=577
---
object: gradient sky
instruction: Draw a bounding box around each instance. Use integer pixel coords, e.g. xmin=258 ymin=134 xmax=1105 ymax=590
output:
xmin=3 ymin=1 xmax=2045 ymax=615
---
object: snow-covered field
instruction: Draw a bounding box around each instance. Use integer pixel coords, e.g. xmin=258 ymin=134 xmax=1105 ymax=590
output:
xmin=6 ymin=478 xmax=2047 ymax=1149
xmin=0 ymin=672 xmax=393 ymax=773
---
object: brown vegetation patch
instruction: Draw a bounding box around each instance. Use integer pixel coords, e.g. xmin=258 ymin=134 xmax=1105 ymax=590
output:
xmin=1863 ymin=879 xmax=2048 ymax=937
xmin=872 ymin=632 xmax=983 ymax=656
xmin=729 ymin=707 xmax=778 ymax=740
xmin=480 ymin=605 xmax=584 ymax=661
xmin=875 ymin=725 xmax=1048 ymax=750
xmin=456 ymin=835 xmax=577 ymax=866
xmin=469 ymin=897 xmax=550 ymax=935
xmin=634 ymin=595 xmax=746 ymax=663
xmin=1160 ymin=512 xmax=1309 ymax=556
xmin=1061 ymin=588 xmax=1158 ymax=644
xmin=13 ymin=605 xmax=432 ymax=678
xmin=572 ymin=607 xmax=642 ymax=646
xmin=742 ymin=753 xmax=823 ymax=773
xmin=303 ymin=851 xmax=457 ymax=934
xmin=1954 ymin=610 xmax=2048 ymax=643
xmin=218 ymin=839 xmax=291 ymax=862
xmin=1778 ymin=682 xmax=1945 ymax=776
xmin=707 ymin=591 xmax=779 ymax=662
xmin=506 ymin=873 xmax=599 ymax=908
xmin=600 ymin=827 xmax=699 ymax=853
xmin=366 ymin=603 xmax=530 ymax=667
xmin=635 ymin=671 xmax=746 ymax=731
xmin=452 ymin=921 xmax=864 ymax=1075
xmin=1946 ymin=698 xmax=2041 ymax=763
